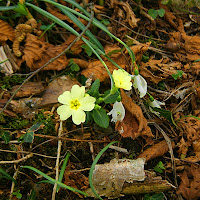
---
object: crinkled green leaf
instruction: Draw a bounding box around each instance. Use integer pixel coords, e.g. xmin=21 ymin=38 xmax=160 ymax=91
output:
xmin=1 ymin=131 xmax=11 ymax=144
xmin=103 ymin=89 xmax=120 ymax=104
xmin=87 ymin=79 xmax=100 ymax=98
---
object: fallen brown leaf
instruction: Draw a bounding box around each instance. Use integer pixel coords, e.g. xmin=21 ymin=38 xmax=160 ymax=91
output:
xmin=115 ymin=90 xmax=153 ymax=140
xmin=0 ymin=20 xmax=15 ymax=45
xmin=138 ymin=140 xmax=175 ymax=162
xmin=177 ymin=165 xmax=200 ymax=200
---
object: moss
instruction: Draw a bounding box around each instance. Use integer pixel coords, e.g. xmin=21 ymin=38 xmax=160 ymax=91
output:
xmin=0 ymin=75 xmax=25 ymax=90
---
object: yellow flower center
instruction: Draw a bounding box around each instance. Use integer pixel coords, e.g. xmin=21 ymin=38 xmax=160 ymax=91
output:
xmin=70 ymin=99 xmax=81 ymax=110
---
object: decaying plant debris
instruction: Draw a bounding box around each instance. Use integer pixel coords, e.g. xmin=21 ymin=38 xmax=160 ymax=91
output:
xmin=0 ymin=0 xmax=200 ymax=199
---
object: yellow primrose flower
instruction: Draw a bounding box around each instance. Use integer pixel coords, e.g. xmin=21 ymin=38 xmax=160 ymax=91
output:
xmin=112 ymin=69 xmax=132 ymax=90
xmin=57 ymin=85 xmax=96 ymax=125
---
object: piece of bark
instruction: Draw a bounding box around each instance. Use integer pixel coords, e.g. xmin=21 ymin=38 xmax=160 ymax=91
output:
xmin=11 ymin=82 xmax=45 ymax=98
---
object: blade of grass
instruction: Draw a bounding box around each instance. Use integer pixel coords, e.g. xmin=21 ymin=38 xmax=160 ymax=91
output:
xmin=89 ymin=141 xmax=119 ymax=200
xmin=56 ymin=152 xmax=70 ymax=192
xmin=42 ymin=0 xmax=135 ymax=63
xmin=0 ymin=6 xmax=18 ymax=11
xmin=21 ymin=166 xmax=88 ymax=196
xmin=0 ymin=168 xmax=17 ymax=184
xmin=57 ymin=6 xmax=104 ymax=52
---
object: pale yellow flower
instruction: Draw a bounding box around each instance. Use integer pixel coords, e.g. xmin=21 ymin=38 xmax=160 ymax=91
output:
xmin=112 ymin=69 xmax=132 ymax=90
xmin=57 ymin=85 xmax=96 ymax=125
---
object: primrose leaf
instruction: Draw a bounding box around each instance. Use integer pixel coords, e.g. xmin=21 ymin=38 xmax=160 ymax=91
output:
xmin=93 ymin=108 xmax=109 ymax=128
xmin=152 ymin=107 xmax=177 ymax=127
xmin=87 ymin=79 xmax=100 ymax=98
xmin=144 ymin=193 xmax=165 ymax=200
xmin=103 ymin=89 xmax=120 ymax=104
xmin=157 ymin=9 xmax=165 ymax=17
xmin=81 ymin=44 xmax=93 ymax=56
xmin=23 ymin=122 xmax=43 ymax=143
xmin=148 ymin=9 xmax=158 ymax=19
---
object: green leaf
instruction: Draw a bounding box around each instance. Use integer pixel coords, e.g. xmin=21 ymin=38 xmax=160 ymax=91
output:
xmin=13 ymin=190 xmax=22 ymax=199
xmin=103 ymin=89 xmax=120 ymax=104
xmin=101 ymin=18 xmax=110 ymax=26
xmin=87 ymin=79 xmax=100 ymax=98
xmin=148 ymin=9 xmax=158 ymax=19
xmin=14 ymin=3 xmax=28 ymax=16
xmin=0 ymin=168 xmax=17 ymax=184
xmin=93 ymin=108 xmax=109 ymax=128
xmin=157 ymin=9 xmax=165 ymax=17
xmin=144 ymin=193 xmax=165 ymax=200
xmin=81 ymin=44 xmax=93 ymax=56
xmin=194 ymin=59 xmax=200 ymax=63
xmin=152 ymin=107 xmax=177 ymax=127
xmin=171 ymin=70 xmax=183 ymax=80
xmin=1 ymin=131 xmax=11 ymax=144
xmin=70 ymin=63 xmax=80 ymax=71
xmin=23 ymin=122 xmax=43 ymax=143
xmin=154 ymin=161 xmax=165 ymax=173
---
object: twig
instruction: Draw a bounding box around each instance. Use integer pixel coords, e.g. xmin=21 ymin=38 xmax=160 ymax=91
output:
xmin=52 ymin=121 xmax=63 ymax=200
xmin=0 ymin=153 xmax=33 ymax=164
xmin=9 ymin=165 xmax=18 ymax=200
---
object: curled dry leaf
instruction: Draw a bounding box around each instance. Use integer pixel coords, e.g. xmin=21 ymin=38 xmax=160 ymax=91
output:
xmin=11 ymin=82 xmax=45 ymax=98
xmin=177 ymin=165 xmax=200 ymax=200
xmin=110 ymin=0 xmax=139 ymax=28
xmin=140 ymin=57 xmax=186 ymax=84
xmin=138 ymin=140 xmax=175 ymax=162
xmin=177 ymin=116 xmax=200 ymax=142
xmin=115 ymin=90 xmax=153 ymax=140
xmin=0 ymin=20 xmax=15 ymax=45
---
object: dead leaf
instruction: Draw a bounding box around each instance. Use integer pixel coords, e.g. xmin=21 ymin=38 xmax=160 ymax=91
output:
xmin=177 ymin=165 xmax=200 ymax=200
xmin=138 ymin=140 xmax=175 ymax=162
xmin=115 ymin=90 xmax=153 ymax=140
xmin=11 ymin=82 xmax=45 ymax=98
xmin=39 ymin=75 xmax=80 ymax=107
xmin=110 ymin=0 xmax=139 ymax=28
xmin=0 ymin=20 xmax=15 ymax=45
xmin=22 ymin=33 xmax=69 ymax=71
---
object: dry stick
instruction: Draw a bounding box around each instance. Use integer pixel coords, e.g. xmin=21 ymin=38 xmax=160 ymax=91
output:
xmin=52 ymin=121 xmax=63 ymax=200
xmin=0 ymin=6 xmax=93 ymax=115
xmin=0 ymin=153 xmax=33 ymax=164
xmin=9 ymin=165 xmax=18 ymax=200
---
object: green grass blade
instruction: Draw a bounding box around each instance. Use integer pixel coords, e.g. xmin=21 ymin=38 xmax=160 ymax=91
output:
xmin=89 ymin=141 xmax=119 ymax=200
xmin=21 ymin=166 xmax=88 ymax=196
xmin=0 ymin=168 xmax=17 ymax=184
xmin=57 ymin=152 xmax=70 ymax=192
xmin=0 ymin=6 xmax=18 ymax=11
xmin=57 ymin=5 xmax=104 ymax=51
xmin=42 ymin=0 xmax=135 ymax=63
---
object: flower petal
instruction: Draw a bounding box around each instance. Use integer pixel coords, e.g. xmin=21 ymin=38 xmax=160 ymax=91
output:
xmin=57 ymin=105 xmax=72 ymax=120
xmin=58 ymin=91 xmax=72 ymax=104
xmin=150 ymin=99 xmax=165 ymax=108
xmin=71 ymin=85 xmax=85 ymax=99
xmin=108 ymin=101 xmax=125 ymax=123
xmin=79 ymin=96 xmax=96 ymax=111
xmin=133 ymin=75 xmax=147 ymax=98
xmin=113 ymin=69 xmax=132 ymax=90
xmin=71 ymin=109 xmax=86 ymax=125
